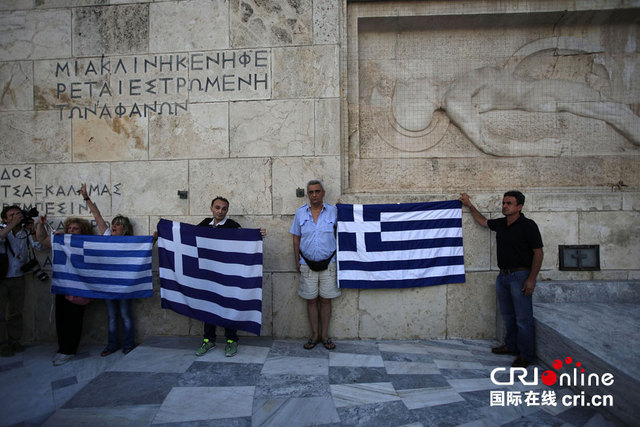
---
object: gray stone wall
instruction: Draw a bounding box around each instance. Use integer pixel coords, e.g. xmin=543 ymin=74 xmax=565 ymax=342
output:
xmin=1 ymin=0 xmax=638 ymax=345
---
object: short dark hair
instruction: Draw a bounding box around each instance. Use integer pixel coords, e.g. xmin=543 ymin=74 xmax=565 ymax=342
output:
xmin=306 ymin=179 xmax=325 ymax=191
xmin=111 ymin=215 xmax=133 ymax=236
xmin=211 ymin=196 xmax=229 ymax=207
xmin=504 ymin=190 xmax=525 ymax=206
xmin=1 ymin=205 xmax=21 ymax=221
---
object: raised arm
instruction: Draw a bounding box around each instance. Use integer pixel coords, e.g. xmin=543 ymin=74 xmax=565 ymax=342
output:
xmin=459 ymin=193 xmax=488 ymax=228
xmin=80 ymin=183 xmax=108 ymax=235
xmin=36 ymin=215 xmax=52 ymax=248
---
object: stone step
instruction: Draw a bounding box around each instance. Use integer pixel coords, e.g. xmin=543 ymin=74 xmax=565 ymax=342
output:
xmin=533 ymin=281 xmax=640 ymax=426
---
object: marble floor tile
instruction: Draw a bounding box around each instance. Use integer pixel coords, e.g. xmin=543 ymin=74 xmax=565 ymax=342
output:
xmin=332 ymin=340 xmax=381 ymax=355
xmin=397 ymin=386 xmax=466 ymax=409
xmin=329 ymin=351 xmax=385 ymax=367
xmin=261 ymin=355 xmax=328 ymax=376
xmin=380 ymin=351 xmax=436 ymax=363
xmin=330 ymin=382 xmax=400 ymax=407
xmin=390 ymin=373 xmax=450 ymax=390
xmin=63 ymin=371 xmax=182 ymax=408
xmin=196 ymin=343 xmax=271 ymax=364
xmin=106 ymin=345 xmax=195 ymax=373
xmin=379 ymin=342 xmax=474 ymax=357
xmin=254 ymin=374 xmax=330 ymax=398
xmin=448 ymin=377 xmax=497 ymax=393
xmin=267 ymin=339 xmax=328 ymax=358
xmin=152 ymin=386 xmax=255 ymax=423
xmin=410 ymin=400 xmax=482 ymax=426
xmin=179 ymin=360 xmax=264 ymax=387
xmin=434 ymin=359 xmax=485 ymax=370
xmin=337 ymin=400 xmax=417 ymax=426
xmin=252 ymin=397 xmax=340 ymax=426
xmin=329 ymin=366 xmax=389 ymax=384
xmin=43 ymin=404 xmax=160 ymax=427
xmin=440 ymin=368 xmax=493 ymax=380
xmin=383 ymin=360 xmax=440 ymax=375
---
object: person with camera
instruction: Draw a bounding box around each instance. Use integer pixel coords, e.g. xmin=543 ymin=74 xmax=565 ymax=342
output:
xmin=0 ymin=205 xmax=44 ymax=357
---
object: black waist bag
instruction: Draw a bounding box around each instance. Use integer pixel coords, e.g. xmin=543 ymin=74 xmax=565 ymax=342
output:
xmin=300 ymin=251 xmax=335 ymax=272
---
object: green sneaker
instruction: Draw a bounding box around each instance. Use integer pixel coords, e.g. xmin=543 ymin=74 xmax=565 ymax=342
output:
xmin=195 ymin=339 xmax=215 ymax=356
xmin=225 ymin=340 xmax=237 ymax=357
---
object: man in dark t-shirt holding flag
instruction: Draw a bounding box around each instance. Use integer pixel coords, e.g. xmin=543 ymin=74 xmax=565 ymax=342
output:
xmin=460 ymin=191 xmax=543 ymax=368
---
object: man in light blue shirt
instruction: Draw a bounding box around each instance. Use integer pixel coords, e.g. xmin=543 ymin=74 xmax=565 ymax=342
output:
xmin=290 ymin=180 xmax=341 ymax=351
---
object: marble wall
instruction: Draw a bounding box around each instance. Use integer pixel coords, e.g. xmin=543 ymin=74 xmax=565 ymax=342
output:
xmin=1 ymin=0 xmax=639 ymax=345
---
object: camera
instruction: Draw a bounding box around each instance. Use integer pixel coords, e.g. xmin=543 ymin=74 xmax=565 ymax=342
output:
xmin=20 ymin=207 xmax=39 ymax=226
xmin=20 ymin=258 xmax=49 ymax=282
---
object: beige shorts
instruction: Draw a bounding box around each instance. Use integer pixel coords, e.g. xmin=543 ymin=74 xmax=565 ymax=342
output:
xmin=297 ymin=262 xmax=341 ymax=300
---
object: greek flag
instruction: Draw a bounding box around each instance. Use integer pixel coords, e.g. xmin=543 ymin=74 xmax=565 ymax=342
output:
xmin=157 ymin=219 xmax=263 ymax=336
xmin=51 ymin=234 xmax=153 ymax=299
xmin=337 ymin=200 xmax=465 ymax=289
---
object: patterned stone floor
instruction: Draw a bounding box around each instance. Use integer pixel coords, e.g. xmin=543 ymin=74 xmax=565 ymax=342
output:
xmin=0 ymin=336 xmax=623 ymax=426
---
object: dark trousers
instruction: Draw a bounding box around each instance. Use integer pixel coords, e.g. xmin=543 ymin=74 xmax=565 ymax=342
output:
xmin=55 ymin=294 xmax=85 ymax=355
xmin=204 ymin=323 xmax=238 ymax=342
xmin=0 ymin=276 xmax=25 ymax=346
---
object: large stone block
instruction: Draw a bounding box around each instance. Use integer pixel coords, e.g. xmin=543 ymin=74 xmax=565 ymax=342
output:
xmin=315 ymin=98 xmax=341 ymax=156
xmin=271 ymin=272 xmax=308 ymax=338
xmin=0 ymin=9 xmax=70 ymax=60
xmin=358 ymin=286 xmax=447 ymax=339
xmin=111 ymin=160 xmax=189 ymax=216
xmin=272 ymin=156 xmax=340 ymax=215
xmin=240 ymin=215 xmax=294 ymax=272
xmin=272 ymin=45 xmax=339 ymax=99
xmin=446 ymin=271 xmax=497 ymax=339
xmin=36 ymin=162 xmax=112 ymax=218
xmin=313 ymin=0 xmax=339 ymax=45
xmin=348 ymin=156 xmax=640 ymax=191
xmin=460 ymin=213 xmax=492 ymax=271
xmin=579 ymin=211 xmax=640 ymax=270
xmin=73 ymin=4 xmax=149 ymax=56
xmin=532 ymin=192 xmax=623 ymax=212
xmin=230 ymin=0 xmax=312 ymax=47
xmin=149 ymin=0 xmax=229 ymax=52
xmin=135 ymin=275 xmax=196 ymax=337
xmin=73 ymin=116 xmax=149 ymax=162
xmin=330 ymin=288 xmax=359 ymax=339
xmin=1 ymin=111 xmax=71 ymax=163
xmin=149 ymin=102 xmax=228 ymax=160
xmin=189 ymin=158 xmax=272 ymax=216
xmin=0 ymin=1 xmax=31 ymax=11
xmin=0 ymin=61 xmax=33 ymax=110
xmin=230 ymin=100 xmax=314 ymax=157
xmin=533 ymin=211 xmax=579 ymax=271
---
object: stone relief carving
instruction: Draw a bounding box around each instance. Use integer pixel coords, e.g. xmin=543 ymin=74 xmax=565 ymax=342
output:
xmin=370 ymin=37 xmax=640 ymax=157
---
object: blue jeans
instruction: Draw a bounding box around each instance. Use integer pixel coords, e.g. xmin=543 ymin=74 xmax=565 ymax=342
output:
xmin=105 ymin=299 xmax=135 ymax=351
xmin=496 ymin=270 xmax=535 ymax=361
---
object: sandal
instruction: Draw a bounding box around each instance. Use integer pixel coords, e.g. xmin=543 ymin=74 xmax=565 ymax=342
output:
xmin=322 ymin=339 xmax=336 ymax=350
xmin=303 ymin=339 xmax=319 ymax=350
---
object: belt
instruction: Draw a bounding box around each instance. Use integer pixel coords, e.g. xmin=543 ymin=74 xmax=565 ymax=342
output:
xmin=499 ymin=267 xmax=529 ymax=275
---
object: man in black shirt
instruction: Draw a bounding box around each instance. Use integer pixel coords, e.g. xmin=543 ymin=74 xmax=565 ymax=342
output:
xmin=460 ymin=191 xmax=543 ymax=367
xmin=195 ymin=197 xmax=242 ymax=358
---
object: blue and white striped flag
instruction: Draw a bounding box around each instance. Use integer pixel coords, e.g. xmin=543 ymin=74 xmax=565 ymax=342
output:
xmin=157 ymin=219 xmax=263 ymax=336
xmin=337 ymin=200 xmax=465 ymax=289
xmin=51 ymin=234 xmax=153 ymax=299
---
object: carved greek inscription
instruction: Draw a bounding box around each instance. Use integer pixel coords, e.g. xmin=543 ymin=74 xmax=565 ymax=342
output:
xmin=0 ymin=167 xmax=120 ymax=216
xmin=51 ymin=50 xmax=270 ymax=120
